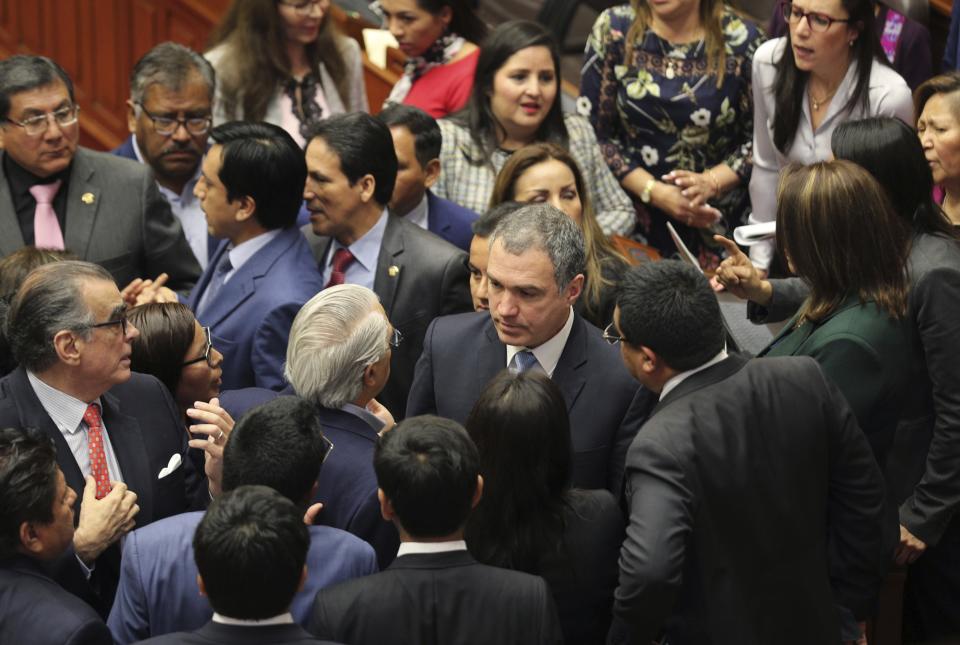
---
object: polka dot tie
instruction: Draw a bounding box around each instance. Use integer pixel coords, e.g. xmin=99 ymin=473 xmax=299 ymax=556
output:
xmin=83 ymin=403 xmax=111 ymax=499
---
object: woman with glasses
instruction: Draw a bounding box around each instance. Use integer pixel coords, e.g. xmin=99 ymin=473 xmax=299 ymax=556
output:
xmin=205 ymin=0 xmax=367 ymax=146
xmin=747 ymin=0 xmax=912 ymax=274
xmin=579 ymin=0 xmax=764 ymax=269
xmin=375 ymin=0 xmax=487 ymax=118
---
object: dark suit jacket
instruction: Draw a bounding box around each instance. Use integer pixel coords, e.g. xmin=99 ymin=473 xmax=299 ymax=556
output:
xmin=0 ymin=148 xmax=200 ymax=290
xmin=188 ymin=228 xmax=323 ymax=391
xmin=425 ymin=190 xmax=477 ymax=252
xmin=308 ymin=550 xmax=563 ymax=645
xmin=609 ymin=354 xmax=887 ymax=645
xmin=303 ymin=213 xmax=472 ymax=418
xmin=313 ymin=407 xmax=399 ymax=570
xmin=107 ymin=511 xmax=376 ymax=644
xmin=136 ymin=621 xmax=339 ymax=645
xmin=0 ymin=368 xmax=207 ymax=615
xmin=406 ymin=311 xmax=649 ymax=493
xmin=0 ymin=555 xmax=113 ymax=645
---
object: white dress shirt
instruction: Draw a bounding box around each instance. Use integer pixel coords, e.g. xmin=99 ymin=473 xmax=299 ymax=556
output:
xmin=403 ymin=194 xmax=430 ymax=231
xmin=659 ymin=347 xmax=729 ymax=400
xmin=212 ymin=612 xmax=294 ymax=626
xmin=396 ymin=540 xmax=467 ymax=557
xmin=505 ymin=307 xmax=575 ymax=378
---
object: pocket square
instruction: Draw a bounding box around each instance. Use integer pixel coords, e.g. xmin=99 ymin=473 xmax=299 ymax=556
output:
xmin=158 ymin=453 xmax=182 ymax=479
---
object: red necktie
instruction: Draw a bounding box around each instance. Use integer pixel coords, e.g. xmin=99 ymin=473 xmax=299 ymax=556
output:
xmin=325 ymin=248 xmax=356 ymax=288
xmin=83 ymin=403 xmax=111 ymax=499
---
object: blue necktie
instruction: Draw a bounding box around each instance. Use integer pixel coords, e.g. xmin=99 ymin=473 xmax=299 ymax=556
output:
xmin=511 ymin=350 xmax=540 ymax=373
xmin=198 ymin=254 xmax=233 ymax=317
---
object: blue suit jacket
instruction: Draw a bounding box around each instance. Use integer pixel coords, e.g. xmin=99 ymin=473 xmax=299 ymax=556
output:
xmin=406 ymin=311 xmax=651 ymax=494
xmin=106 ymin=511 xmax=378 ymax=644
xmin=187 ymin=228 xmax=323 ymax=391
xmin=425 ymin=191 xmax=477 ymax=252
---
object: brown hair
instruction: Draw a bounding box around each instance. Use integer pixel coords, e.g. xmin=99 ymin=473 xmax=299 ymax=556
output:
xmin=775 ymin=160 xmax=910 ymax=322
xmin=914 ymin=71 xmax=960 ymax=123
xmin=489 ymin=142 xmax=629 ymax=321
xmin=0 ymin=247 xmax=75 ymax=301
xmin=128 ymin=303 xmax=198 ymax=400
xmin=624 ymin=0 xmax=730 ymax=87
xmin=208 ymin=0 xmax=350 ymax=122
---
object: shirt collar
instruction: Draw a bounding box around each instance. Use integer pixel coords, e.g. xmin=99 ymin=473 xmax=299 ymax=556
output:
xmin=340 ymin=402 xmax=385 ymax=432
xmin=658 ymin=347 xmax=729 ymax=401
xmin=397 ymin=540 xmax=467 ymax=557
xmin=329 ymin=209 xmax=389 ymax=273
xmin=226 ymin=229 xmax=282 ymax=275
xmin=26 ymin=371 xmax=102 ymax=435
xmin=211 ymin=612 xmax=294 ymax=626
xmin=505 ymin=307 xmax=575 ymax=378
xmin=132 ymin=137 xmax=201 ymax=202
xmin=403 ymin=194 xmax=430 ymax=231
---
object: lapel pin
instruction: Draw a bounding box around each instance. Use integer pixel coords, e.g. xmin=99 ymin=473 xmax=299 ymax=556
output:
xmin=81 ymin=192 xmax=95 ymax=204
xmin=388 ymin=265 xmax=400 ymax=277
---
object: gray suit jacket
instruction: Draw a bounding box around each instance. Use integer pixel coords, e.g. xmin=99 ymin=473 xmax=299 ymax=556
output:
xmin=303 ymin=214 xmax=472 ymax=418
xmin=0 ymin=148 xmax=200 ymax=290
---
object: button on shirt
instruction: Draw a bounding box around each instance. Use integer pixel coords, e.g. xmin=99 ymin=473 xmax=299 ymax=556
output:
xmin=321 ymin=209 xmax=388 ymax=291
xmin=27 ymin=371 xmax=124 ymax=483
xmin=504 ymin=307 xmax=575 ymax=378
xmin=133 ymin=139 xmax=209 ymax=268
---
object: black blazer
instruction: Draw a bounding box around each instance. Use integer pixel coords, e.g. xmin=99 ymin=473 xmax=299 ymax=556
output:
xmin=0 ymin=556 xmax=112 ymax=645
xmin=406 ymin=311 xmax=650 ymax=494
xmin=609 ymin=354 xmax=888 ymax=645
xmin=0 ymin=368 xmax=206 ymax=614
xmin=303 ymin=213 xmax=473 ymax=419
xmin=308 ymin=550 xmax=563 ymax=645
xmin=135 ymin=621 xmax=339 ymax=645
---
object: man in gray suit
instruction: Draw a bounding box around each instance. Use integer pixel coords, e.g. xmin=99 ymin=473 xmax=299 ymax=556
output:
xmin=301 ymin=112 xmax=472 ymax=419
xmin=0 ymin=55 xmax=200 ymax=291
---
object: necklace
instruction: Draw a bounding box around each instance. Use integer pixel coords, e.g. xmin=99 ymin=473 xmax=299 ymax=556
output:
xmin=655 ymin=34 xmax=703 ymax=81
xmin=808 ymin=84 xmax=839 ymax=111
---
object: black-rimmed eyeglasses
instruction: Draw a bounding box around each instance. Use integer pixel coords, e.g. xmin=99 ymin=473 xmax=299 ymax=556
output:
xmin=136 ymin=102 xmax=212 ymax=137
xmin=87 ymin=313 xmax=129 ymax=336
xmin=182 ymin=327 xmax=216 ymax=367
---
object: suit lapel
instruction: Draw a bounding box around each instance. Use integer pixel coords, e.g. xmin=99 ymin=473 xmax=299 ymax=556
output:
xmin=0 ymin=152 xmax=26 ymax=255
xmin=63 ymin=150 xmax=102 ymax=259
xmin=374 ymin=215 xmax=403 ymax=317
xmin=99 ymin=391 xmax=155 ymax=523
xmin=477 ymin=320 xmax=508 ymax=392
xmin=551 ymin=314 xmax=588 ymax=413
xmin=188 ymin=240 xmax=228 ymax=311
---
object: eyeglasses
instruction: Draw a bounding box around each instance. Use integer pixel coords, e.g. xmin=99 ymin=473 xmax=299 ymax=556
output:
xmin=4 ymin=105 xmax=79 ymax=137
xmin=182 ymin=326 xmax=217 ymax=367
xmin=602 ymin=323 xmax=624 ymax=345
xmin=321 ymin=434 xmax=334 ymax=465
xmin=278 ymin=0 xmax=329 ymax=16
xmin=781 ymin=1 xmax=851 ymax=32
xmin=389 ymin=327 xmax=403 ymax=349
xmin=87 ymin=313 xmax=129 ymax=336
xmin=136 ymin=103 xmax=212 ymax=136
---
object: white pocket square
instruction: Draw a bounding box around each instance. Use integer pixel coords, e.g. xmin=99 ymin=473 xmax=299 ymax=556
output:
xmin=158 ymin=453 xmax=182 ymax=479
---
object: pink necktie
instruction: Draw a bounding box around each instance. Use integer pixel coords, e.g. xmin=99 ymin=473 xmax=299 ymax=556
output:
xmin=29 ymin=180 xmax=65 ymax=250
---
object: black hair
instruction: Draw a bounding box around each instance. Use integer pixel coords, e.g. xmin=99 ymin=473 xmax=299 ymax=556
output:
xmin=209 ymin=121 xmax=306 ymax=230
xmin=221 ymin=397 xmax=330 ymax=507
xmin=0 ymin=427 xmax=59 ymax=560
xmin=374 ymin=415 xmax=479 ymax=538
xmin=411 ymin=0 xmax=488 ymax=43
xmin=377 ymin=104 xmax=442 ymax=168
xmin=0 ymin=55 xmax=74 ymax=121
xmin=464 ymin=370 xmax=570 ymax=570
xmin=306 ymin=112 xmax=398 ymax=205
xmin=452 ymin=20 xmax=567 ymax=164
xmin=616 ymin=261 xmax=725 ymax=371
xmin=832 ymin=117 xmax=959 ymax=239
xmin=193 ymin=485 xmax=309 ymax=619
xmin=772 ymin=0 xmax=884 ymax=153
xmin=471 ymin=200 xmax=524 ymax=237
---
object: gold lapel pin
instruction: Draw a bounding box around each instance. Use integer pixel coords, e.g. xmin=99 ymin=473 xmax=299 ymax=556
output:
xmin=81 ymin=192 xmax=95 ymax=204
xmin=388 ymin=265 xmax=400 ymax=277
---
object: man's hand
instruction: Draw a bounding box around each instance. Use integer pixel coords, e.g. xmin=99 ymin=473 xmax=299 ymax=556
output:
xmin=72 ymin=477 xmax=139 ymax=565
xmin=186 ymin=398 xmax=235 ymax=498
xmin=122 ymin=273 xmax=177 ymax=306
xmin=895 ymin=525 xmax=928 ymax=565
xmin=367 ymin=398 xmax=395 ymax=435
xmin=712 ymin=235 xmax=773 ymax=304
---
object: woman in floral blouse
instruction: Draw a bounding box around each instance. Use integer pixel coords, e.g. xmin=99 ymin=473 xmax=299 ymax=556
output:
xmin=580 ymin=0 xmax=763 ymax=269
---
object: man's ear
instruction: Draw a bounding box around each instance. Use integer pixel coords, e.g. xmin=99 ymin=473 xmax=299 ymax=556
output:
xmin=196 ymin=573 xmax=207 ymax=597
xmin=234 ymin=195 xmax=257 ymax=223
xmin=125 ymin=100 xmax=138 ymax=135
xmin=471 ymin=474 xmax=483 ymax=509
xmin=377 ymin=488 xmax=395 ymax=522
xmin=53 ymin=330 xmax=82 ymax=366
xmin=638 ymin=345 xmax=660 ymax=376
xmin=423 ymin=158 xmax=441 ymax=189
xmin=563 ymin=274 xmax=585 ymax=304
xmin=18 ymin=521 xmax=44 ymax=556
xmin=357 ymin=174 xmax=376 ymax=203
xmin=296 ymin=565 xmax=308 ymax=592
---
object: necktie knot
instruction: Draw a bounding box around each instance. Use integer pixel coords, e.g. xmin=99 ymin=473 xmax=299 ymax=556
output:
xmin=29 ymin=180 xmax=65 ymax=250
xmin=29 ymin=180 xmax=62 ymax=204
xmin=215 ymin=255 xmax=233 ymax=276
xmin=83 ymin=402 xmax=102 ymax=429
xmin=511 ymin=350 xmax=540 ymax=373
xmin=325 ymin=247 xmax=356 ymax=288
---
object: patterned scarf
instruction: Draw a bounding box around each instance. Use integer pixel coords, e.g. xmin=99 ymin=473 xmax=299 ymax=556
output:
xmin=283 ymin=72 xmax=324 ymax=141
xmin=384 ymin=31 xmax=465 ymax=106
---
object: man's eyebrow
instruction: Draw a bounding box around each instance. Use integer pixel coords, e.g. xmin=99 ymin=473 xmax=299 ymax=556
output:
xmin=110 ymin=303 xmax=128 ymax=318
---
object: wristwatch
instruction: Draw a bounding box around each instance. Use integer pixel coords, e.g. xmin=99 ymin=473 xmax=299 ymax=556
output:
xmin=640 ymin=178 xmax=656 ymax=204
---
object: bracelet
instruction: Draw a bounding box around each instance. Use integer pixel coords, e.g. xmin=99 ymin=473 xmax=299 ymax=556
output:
xmin=707 ymin=169 xmax=721 ymax=197
xmin=640 ymin=178 xmax=657 ymax=204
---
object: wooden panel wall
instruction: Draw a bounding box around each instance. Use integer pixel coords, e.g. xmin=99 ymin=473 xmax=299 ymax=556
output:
xmin=0 ymin=0 xmax=230 ymax=151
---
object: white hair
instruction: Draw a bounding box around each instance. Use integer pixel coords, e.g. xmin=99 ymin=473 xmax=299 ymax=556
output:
xmin=284 ymin=284 xmax=388 ymax=409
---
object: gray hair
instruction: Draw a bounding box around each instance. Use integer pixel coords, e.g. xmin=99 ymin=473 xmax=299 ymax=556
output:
xmin=488 ymin=203 xmax=585 ymax=290
xmin=0 ymin=55 xmax=74 ymax=121
xmin=6 ymin=261 xmax=114 ymax=373
xmin=129 ymin=42 xmax=215 ymax=105
xmin=284 ymin=285 xmax=389 ymax=409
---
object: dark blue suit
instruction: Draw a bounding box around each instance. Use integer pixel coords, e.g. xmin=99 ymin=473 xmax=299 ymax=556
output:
xmin=425 ymin=191 xmax=477 ymax=252
xmin=406 ymin=311 xmax=650 ymax=494
xmin=187 ymin=228 xmax=323 ymax=391
xmin=0 ymin=556 xmax=113 ymax=645
xmin=106 ymin=511 xmax=377 ymax=644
